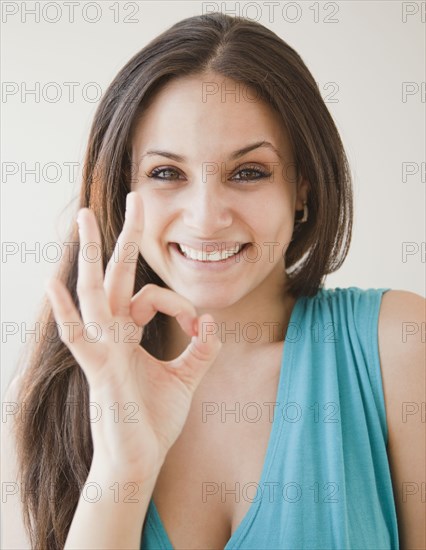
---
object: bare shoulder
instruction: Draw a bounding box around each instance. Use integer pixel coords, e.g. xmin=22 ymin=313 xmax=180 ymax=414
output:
xmin=378 ymin=289 xmax=425 ymax=347
xmin=377 ymin=289 xmax=425 ymax=549
xmin=377 ymin=290 xmax=425 ymax=401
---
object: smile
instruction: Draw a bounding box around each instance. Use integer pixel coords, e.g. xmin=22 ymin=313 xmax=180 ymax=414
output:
xmin=169 ymin=242 xmax=251 ymax=270
xmin=177 ymin=242 xmax=245 ymax=262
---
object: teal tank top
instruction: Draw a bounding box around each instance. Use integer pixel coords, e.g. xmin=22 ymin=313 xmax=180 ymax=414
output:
xmin=140 ymin=286 xmax=399 ymax=549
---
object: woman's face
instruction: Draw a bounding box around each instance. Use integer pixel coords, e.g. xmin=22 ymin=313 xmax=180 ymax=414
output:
xmin=130 ymin=72 xmax=308 ymax=309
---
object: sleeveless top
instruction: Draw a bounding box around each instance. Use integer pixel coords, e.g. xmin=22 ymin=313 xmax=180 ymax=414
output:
xmin=140 ymin=286 xmax=399 ymax=549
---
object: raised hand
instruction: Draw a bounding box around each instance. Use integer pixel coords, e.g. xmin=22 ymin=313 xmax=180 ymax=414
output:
xmin=45 ymin=192 xmax=222 ymax=483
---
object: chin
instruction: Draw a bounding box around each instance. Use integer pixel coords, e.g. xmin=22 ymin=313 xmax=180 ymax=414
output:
xmin=174 ymin=286 xmax=242 ymax=312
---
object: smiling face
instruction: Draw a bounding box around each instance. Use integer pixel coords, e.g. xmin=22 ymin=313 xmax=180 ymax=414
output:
xmin=130 ymin=71 xmax=309 ymax=310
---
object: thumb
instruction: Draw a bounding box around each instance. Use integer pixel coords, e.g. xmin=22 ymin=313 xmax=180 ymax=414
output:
xmin=166 ymin=313 xmax=222 ymax=391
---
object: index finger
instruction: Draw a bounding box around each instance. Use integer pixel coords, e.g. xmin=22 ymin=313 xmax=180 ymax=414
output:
xmin=130 ymin=284 xmax=198 ymax=337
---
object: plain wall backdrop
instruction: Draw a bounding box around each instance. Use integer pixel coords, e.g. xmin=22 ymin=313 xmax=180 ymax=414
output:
xmin=2 ymin=0 xmax=425 ymax=398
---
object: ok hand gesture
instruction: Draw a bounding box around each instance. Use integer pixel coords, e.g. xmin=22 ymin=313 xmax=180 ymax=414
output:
xmin=46 ymin=192 xmax=222 ymax=483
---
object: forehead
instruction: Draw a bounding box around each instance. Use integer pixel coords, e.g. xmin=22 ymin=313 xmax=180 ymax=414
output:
xmin=131 ymin=72 xmax=292 ymax=160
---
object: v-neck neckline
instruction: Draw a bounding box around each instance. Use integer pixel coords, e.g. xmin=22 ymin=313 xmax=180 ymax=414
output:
xmin=145 ymin=294 xmax=305 ymax=549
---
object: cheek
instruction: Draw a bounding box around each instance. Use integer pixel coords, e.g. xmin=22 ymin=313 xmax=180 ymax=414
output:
xmin=249 ymin=195 xmax=293 ymax=236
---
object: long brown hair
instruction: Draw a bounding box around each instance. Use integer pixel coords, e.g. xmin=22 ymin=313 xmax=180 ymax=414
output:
xmin=13 ymin=12 xmax=352 ymax=548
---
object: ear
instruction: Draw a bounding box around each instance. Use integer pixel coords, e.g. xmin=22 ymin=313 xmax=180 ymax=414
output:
xmin=295 ymin=176 xmax=310 ymax=210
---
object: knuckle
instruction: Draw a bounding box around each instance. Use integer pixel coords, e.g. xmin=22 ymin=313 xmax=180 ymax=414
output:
xmin=76 ymin=280 xmax=102 ymax=295
xmin=140 ymin=283 xmax=157 ymax=295
xmin=187 ymin=342 xmax=210 ymax=363
xmin=132 ymin=224 xmax=143 ymax=239
xmin=120 ymin=259 xmax=135 ymax=276
xmin=113 ymin=304 xmax=131 ymax=318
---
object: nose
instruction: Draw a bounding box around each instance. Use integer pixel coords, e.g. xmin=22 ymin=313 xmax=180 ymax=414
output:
xmin=182 ymin=179 xmax=233 ymax=235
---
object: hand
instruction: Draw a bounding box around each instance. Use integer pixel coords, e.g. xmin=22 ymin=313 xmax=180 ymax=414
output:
xmin=45 ymin=192 xmax=222 ymax=482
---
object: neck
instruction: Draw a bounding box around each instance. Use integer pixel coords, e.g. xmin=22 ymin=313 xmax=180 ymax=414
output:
xmin=161 ymin=270 xmax=297 ymax=378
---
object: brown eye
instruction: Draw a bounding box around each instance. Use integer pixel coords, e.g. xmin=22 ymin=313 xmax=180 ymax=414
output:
xmin=232 ymin=165 xmax=272 ymax=182
xmin=147 ymin=167 xmax=183 ymax=181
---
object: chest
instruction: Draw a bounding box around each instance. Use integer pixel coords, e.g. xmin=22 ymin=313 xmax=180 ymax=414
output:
xmin=150 ymin=351 xmax=283 ymax=548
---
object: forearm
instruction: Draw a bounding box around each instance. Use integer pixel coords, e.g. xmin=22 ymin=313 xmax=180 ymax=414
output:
xmin=64 ymin=461 xmax=162 ymax=550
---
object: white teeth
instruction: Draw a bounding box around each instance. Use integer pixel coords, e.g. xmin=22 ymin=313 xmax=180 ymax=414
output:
xmin=178 ymin=243 xmax=244 ymax=262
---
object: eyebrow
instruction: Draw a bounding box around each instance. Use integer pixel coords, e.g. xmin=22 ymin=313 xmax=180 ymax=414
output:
xmin=140 ymin=140 xmax=282 ymax=162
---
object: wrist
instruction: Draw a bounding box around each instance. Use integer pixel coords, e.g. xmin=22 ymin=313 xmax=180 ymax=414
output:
xmin=89 ymin=453 xmax=164 ymax=486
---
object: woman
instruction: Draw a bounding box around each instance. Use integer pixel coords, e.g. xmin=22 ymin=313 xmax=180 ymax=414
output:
xmin=4 ymin=11 xmax=424 ymax=550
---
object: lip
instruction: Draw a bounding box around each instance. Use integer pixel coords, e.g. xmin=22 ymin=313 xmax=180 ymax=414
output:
xmin=169 ymin=242 xmax=251 ymax=271
xmin=173 ymin=240 xmax=247 ymax=252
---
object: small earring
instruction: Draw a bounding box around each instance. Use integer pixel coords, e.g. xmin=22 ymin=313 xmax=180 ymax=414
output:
xmin=295 ymin=201 xmax=308 ymax=223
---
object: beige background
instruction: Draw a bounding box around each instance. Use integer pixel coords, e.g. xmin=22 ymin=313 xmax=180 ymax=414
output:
xmin=2 ymin=1 xmax=425 ymax=397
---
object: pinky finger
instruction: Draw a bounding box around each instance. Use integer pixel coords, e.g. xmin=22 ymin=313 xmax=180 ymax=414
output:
xmin=45 ymin=278 xmax=106 ymax=380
